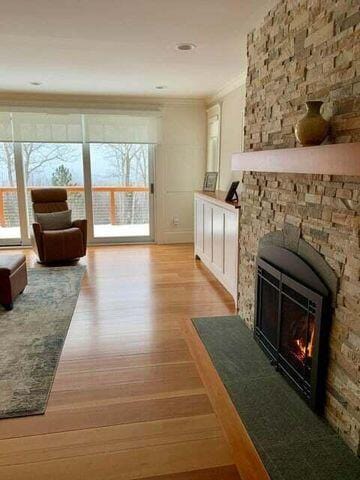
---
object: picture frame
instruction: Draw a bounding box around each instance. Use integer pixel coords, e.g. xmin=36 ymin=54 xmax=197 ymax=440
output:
xmin=225 ymin=181 xmax=240 ymax=202
xmin=203 ymin=172 xmax=218 ymax=192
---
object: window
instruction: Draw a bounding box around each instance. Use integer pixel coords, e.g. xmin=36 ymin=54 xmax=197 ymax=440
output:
xmin=0 ymin=110 xmax=158 ymax=245
xmin=0 ymin=142 xmax=21 ymax=243
xmin=22 ymin=143 xmax=85 ymax=233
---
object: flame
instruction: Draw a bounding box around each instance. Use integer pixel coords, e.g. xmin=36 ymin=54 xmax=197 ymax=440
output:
xmin=295 ymin=327 xmax=315 ymax=361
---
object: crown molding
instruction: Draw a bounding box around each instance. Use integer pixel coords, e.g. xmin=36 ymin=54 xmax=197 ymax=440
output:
xmin=206 ymin=72 xmax=247 ymax=105
xmin=0 ymin=91 xmax=206 ymax=110
xmin=206 ymin=103 xmax=221 ymax=117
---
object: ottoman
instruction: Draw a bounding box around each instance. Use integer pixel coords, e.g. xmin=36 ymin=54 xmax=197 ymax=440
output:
xmin=0 ymin=255 xmax=27 ymax=310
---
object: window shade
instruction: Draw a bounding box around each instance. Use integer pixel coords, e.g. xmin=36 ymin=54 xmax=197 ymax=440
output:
xmin=0 ymin=110 xmax=160 ymax=144
xmin=0 ymin=112 xmax=13 ymax=142
xmin=11 ymin=113 xmax=83 ymax=143
xmin=83 ymin=113 xmax=160 ymax=144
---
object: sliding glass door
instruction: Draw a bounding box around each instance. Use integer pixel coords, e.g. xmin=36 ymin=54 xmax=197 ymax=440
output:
xmin=0 ymin=111 xmax=158 ymax=246
xmin=0 ymin=142 xmax=155 ymax=246
xmin=0 ymin=142 xmax=21 ymax=245
xmin=89 ymin=143 xmax=154 ymax=242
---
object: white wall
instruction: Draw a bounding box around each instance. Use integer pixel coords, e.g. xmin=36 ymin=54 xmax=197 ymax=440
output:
xmin=156 ymin=102 xmax=206 ymax=243
xmin=217 ymin=84 xmax=246 ymax=191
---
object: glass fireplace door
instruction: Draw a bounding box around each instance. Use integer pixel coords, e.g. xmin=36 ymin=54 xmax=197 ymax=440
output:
xmin=279 ymin=287 xmax=315 ymax=380
xmin=255 ymin=255 xmax=326 ymax=410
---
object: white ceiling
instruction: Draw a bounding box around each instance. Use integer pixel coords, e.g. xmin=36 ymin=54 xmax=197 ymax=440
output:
xmin=0 ymin=0 xmax=277 ymax=98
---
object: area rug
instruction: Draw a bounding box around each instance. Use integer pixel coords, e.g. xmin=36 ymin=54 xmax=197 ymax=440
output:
xmin=0 ymin=265 xmax=85 ymax=419
xmin=192 ymin=316 xmax=360 ymax=480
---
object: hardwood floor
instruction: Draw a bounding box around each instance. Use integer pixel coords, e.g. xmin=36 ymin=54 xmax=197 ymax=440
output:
xmin=0 ymin=244 xmax=240 ymax=480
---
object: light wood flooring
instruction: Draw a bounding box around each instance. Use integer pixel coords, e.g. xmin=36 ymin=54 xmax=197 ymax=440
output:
xmin=0 ymin=244 xmax=240 ymax=480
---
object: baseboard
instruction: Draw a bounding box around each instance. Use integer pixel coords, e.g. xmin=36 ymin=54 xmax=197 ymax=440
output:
xmin=159 ymin=230 xmax=194 ymax=244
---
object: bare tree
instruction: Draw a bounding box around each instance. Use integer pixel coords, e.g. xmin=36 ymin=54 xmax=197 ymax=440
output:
xmin=0 ymin=143 xmax=15 ymax=186
xmin=96 ymin=143 xmax=149 ymax=224
xmin=22 ymin=143 xmax=77 ymax=184
xmin=134 ymin=146 xmax=149 ymax=186
xmin=0 ymin=142 xmax=77 ymax=186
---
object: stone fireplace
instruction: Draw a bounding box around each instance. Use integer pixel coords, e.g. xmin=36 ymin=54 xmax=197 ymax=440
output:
xmin=236 ymin=172 xmax=360 ymax=455
xmin=233 ymin=0 xmax=360 ymax=455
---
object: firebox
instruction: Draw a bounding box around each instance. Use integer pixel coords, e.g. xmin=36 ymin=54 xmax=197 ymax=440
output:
xmin=254 ymin=245 xmax=331 ymax=412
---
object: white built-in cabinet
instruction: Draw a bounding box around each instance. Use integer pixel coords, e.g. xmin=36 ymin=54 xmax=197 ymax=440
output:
xmin=194 ymin=191 xmax=239 ymax=305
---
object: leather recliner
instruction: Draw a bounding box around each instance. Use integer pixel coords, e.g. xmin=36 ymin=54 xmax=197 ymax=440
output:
xmin=31 ymin=188 xmax=87 ymax=263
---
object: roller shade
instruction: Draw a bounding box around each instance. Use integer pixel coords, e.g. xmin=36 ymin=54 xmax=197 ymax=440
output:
xmin=0 ymin=112 xmax=13 ymax=142
xmin=83 ymin=112 xmax=160 ymax=144
xmin=0 ymin=110 xmax=160 ymax=144
xmin=11 ymin=112 xmax=83 ymax=143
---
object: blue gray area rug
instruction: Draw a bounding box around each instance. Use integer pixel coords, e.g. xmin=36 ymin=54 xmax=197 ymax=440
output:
xmin=192 ymin=316 xmax=360 ymax=480
xmin=0 ymin=265 xmax=85 ymax=419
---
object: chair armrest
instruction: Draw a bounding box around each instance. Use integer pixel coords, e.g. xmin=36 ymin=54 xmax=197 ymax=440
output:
xmin=33 ymin=222 xmax=43 ymax=234
xmin=32 ymin=222 xmax=44 ymax=261
xmin=72 ymin=219 xmax=87 ymax=253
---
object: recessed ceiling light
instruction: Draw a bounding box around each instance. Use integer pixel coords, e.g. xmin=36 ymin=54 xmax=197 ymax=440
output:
xmin=30 ymin=81 xmax=42 ymax=86
xmin=176 ymin=43 xmax=197 ymax=51
xmin=155 ymin=85 xmax=167 ymax=90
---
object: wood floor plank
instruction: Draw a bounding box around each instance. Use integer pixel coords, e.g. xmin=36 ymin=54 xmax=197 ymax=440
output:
xmin=0 ymin=394 xmax=213 ymax=440
xmin=60 ymin=335 xmax=189 ymax=360
xmin=0 ymin=415 xmax=222 ymax=466
xmin=137 ymin=465 xmax=241 ymax=480
xmin=47 ymin=378 xmax=205 ymax=412
xmin=56 ymin=350 xmax=194 ymax=374
xmin=0 ymin=437 xmax=234 ymax=480
xmin=52 ymin=362 xmax=201 ymax=391
xmin=0 ymin=245 xmax=239 ymax=479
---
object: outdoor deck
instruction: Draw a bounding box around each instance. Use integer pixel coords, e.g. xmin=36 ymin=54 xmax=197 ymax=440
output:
xmin=0 ymin=224 xmax=149 ymax=241
xmin=0 ymin=185 xmax=150 ymax=242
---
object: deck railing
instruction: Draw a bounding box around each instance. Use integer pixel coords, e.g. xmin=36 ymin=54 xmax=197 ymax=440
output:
xmin=0 ymin=186 xmax=149 ymax=227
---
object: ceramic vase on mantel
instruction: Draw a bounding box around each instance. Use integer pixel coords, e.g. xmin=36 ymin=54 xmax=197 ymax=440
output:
xmin=295 ymin=101 xmax=329 ymax=146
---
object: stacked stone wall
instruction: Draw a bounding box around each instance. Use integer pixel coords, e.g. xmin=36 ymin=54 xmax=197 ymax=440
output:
xmin=241 ymin=0 xmax=360 ymax=453
xmin=238 ymin=172 xmax=360 ymax=454
xmin=245 ymin=0 xmax=360 ymax=151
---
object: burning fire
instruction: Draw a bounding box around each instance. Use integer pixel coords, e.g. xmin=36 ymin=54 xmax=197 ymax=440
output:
xmin=295 ymin=327 xmax=315 ymax=362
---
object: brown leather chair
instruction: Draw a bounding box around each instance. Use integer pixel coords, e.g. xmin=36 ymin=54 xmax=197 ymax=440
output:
xmin=31 ymin=188 xmax=87 ymax=263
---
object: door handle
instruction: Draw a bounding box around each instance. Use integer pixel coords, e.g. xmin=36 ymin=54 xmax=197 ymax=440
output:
xmin=150 ymin=183 xmax=154 ymax=194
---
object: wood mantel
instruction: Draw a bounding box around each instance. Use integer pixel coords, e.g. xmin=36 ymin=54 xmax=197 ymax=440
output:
xmin=232 ymin=142 xmax=360 ymax=176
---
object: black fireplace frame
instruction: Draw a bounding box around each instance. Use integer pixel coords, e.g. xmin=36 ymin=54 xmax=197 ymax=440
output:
xmin=254 ymin=247 xmax=331 ymax=412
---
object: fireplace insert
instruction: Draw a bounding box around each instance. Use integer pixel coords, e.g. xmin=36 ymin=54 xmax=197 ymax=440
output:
xmin=254 ymin=245 xmax=331 ymax=411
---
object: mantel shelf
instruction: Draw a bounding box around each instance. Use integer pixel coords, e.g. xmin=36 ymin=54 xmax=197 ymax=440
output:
xmin=232 ymin=142 xmax=360 ymax=176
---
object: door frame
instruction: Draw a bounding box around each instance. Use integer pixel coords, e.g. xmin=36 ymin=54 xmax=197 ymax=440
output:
xmin=0 ymin=142 xmax=28 ymax=247
xmin=14 ymin=142 xmax=31 ymax=246
xmin=85 ymin=142 xmax=156 ymax=245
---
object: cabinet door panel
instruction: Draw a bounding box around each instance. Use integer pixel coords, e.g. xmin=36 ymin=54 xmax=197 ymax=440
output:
xmin=195 ymin=199 xmax=204 ymax=253
xmin=203 ymin=202 xmax=213 ymax=260
xmin=212 ymin=205 xmax=224 ymax=271
xmin=224 ymin=211 xmax=238 ymax=285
